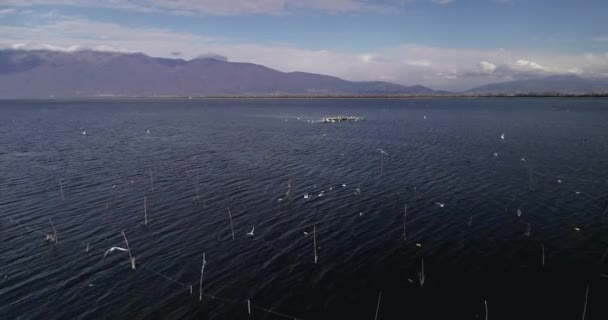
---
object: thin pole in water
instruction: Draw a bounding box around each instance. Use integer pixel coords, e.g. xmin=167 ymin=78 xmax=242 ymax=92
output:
xmin=374 ymin=291 xmax=382 ymax=320
xmin=313 ymin=224 xmax=318 ymax=264
xmin=59 ymin=179 xmax=65 ymax=200
xmin=144 ymin=196 xmax=148 ymax=226
xmin=199 ymin=253 xmax=206 ymax=302
xmin=419 ymin=258 xmax=425 ymax=287
xmin=541 ymin=243 xmax=545 ymax=267
xmin=403 ymin=204 xmax=407 ymax=240
xmin=122 ymin=230 xmax=136 ymax=270
xmin=484 ymin=300 xmax=488 ymax=320
xmin=582 ymin=284 xmax=589 ymax=320
xmin=227 ymin=207 xmax=235 ymax=240
xmin=247 ymin=299 xmax=251 ymax=316
xmin=195 ymin=175 xmax=200 ymax=202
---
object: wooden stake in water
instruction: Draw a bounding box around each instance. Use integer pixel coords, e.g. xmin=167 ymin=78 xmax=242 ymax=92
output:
xmin=122 ymin=230 xmax=136 ymax=270
xmin=195 ymin=175 xmax=200 ymax=202
xmin=59 ymin=179 xmax=65 ymax=200
xmin=377 ymin=149 xmax=389 ymax=176
xmin=374 ymin=291 xmax=382 ymax=320
xmin=582 ymin=284 xmax=589 ymax=320
xmin=144 ymin=196 xmax=148 ymax=226
xmin=402 ymin=204 xmax=407 ymax=240
xmin=199 ymin=253 xmax=206 ymax=302
xmin=419 ymin=258 xmax=425 ymax=287
xmin=541 ymin=243 xmax=545 ymax=267
xmin=149 ymin=169 xmax=154 ymax=191
xmin=313 ymin=224 xmax=318 ymax=264
xmin=227 ymin=207 xmax=235 ymax=240
xmin=247 ymin=299 xmax=251 ymax=316
xmin=484 ymin=300 xmax=488 ymax=320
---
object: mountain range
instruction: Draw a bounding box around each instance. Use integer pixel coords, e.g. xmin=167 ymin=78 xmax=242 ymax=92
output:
xmin=0 ymin=49 xmax=434 ymax=98
xmin=0 ymin=49 xmax=607 ymax=97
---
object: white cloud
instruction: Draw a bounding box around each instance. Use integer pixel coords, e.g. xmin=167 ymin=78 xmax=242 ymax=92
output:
xmin=479 ymin=61 xmax=497 ymax=73
xmin=0 ymin=0 xmax=396 ymax=15
xmin=514 ymin=59 xmax=547 ymax=71
xmin=1 ymin=15 xmax=608 ymax=91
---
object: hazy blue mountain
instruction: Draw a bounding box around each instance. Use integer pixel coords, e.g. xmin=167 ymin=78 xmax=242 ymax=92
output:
xmin=467 ymin=75 xmax=608 ymax=94
xmin=0 ymin=49 xmax=435 ymax=97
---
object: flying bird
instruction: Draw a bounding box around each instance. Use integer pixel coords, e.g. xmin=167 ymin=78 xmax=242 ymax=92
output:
xmin=435 ymin=202 xmax=445 ymax=208
xmin=246 ymin=226 xmax=255 ymax=236
xmin=103 ymin=247 xmax=128 ymax=258
xmin=500 ymin=133 xmax=505 ymax=140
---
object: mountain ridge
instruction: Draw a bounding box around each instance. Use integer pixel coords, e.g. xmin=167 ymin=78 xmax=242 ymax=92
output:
xmin=0 ymin=49 xmax=435 ymax=98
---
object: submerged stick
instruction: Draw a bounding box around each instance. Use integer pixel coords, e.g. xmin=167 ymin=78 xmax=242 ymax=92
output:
xmin=227 ymin=207 xmax=235 ymax=240
xmin=144 ymin=196 xmax=148 ymax=226
xmin=374 ymin=291 xmax=382 ymax=320
xmin=582 ymin=284 xmax=589 ymax=320
xmin=541 ymin=243 xmax=545 ymax=267
xmin=248 ymin=299 xmax=251 ymax=316
xmin=199 ymin=253 xmax=206 ymax=302
xmin=59 ymin=179 xmax=65 ymax=200
xmin=403 ymin=204 xmax=407 ymax=240
xmin=122 ymin=230 xmax=136 ymax=270
xmin=485 ymin=300 xmax=488 ymax=320
xmin=419 ymin=258 xmax=425 ymax=287
xmin=313 ymin=224 xmax=318 ymax=264
xmin=195 ymin=175 xmax=200 ymax=202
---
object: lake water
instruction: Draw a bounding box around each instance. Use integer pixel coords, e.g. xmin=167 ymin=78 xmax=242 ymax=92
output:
xmin=1 ymin=98 xmax=608 ymax=319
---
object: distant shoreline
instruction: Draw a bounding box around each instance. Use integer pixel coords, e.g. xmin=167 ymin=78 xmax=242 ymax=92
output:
xmin=1 ymin=94 xmax=608 ymax=100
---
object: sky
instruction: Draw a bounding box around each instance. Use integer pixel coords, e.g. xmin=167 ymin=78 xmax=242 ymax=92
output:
xmin=1 ymin=0 xmax=608 ymax=90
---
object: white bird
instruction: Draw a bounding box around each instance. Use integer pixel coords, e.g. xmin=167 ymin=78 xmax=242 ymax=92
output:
xmin=557 ymin=179 xmax=563 ymax=184
xmin=82 ymin=130 xmax=87 ymax=135
xmin=246 ymin=226 xmax=255 ymax=236
xmin=516 ymin=208 xmax=522 ymax=217
xmin=318 ymin=191 xmax=325 ymax=197
xmin=103 ymin=247 xmax=128 ymax=258
xmin=341 ymin=184 xmax=347 ymax=187
xmin=500 ymin=133 xmax=505 ymax=140
xmin=423 ymin=115 xmax=427 ymax=120
xmin=435 ymin=202 xmax=445 ymax=208
xmin=521 ymin=157 xmax=527 ymax=162
xmin=377 ymin=149 xmax=389 ymax=156
xmin=146 ymin=129 xmax=150 ymax=134
xmin=112 ymin=184 xmax=116 ymax=189
xmin=575 ymin=191 xmax=581 ymax=195
xmin=493 ymin=152 xmax=498 ymax=157
xmin=303 ymin=193 xmax=309 ymax=199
